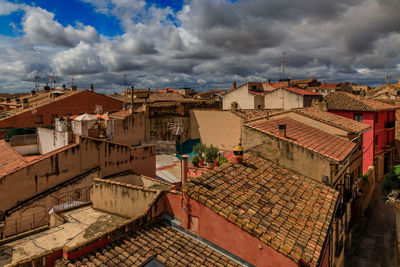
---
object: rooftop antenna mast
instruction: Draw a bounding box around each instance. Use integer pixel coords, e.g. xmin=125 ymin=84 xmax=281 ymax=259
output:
xmin=34 ymin=76 xmax=41 ymax=91
xmin=70 ymin=73 xmax=74 ymax=87
xmin=50 ymin=73 xmax=57 ymax=89
xmin=280 ymin=51 xmax=287 ymax=80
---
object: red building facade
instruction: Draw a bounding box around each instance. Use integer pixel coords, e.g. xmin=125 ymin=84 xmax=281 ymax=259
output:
xmin=326 ymin=92 xmax=397 ymax=179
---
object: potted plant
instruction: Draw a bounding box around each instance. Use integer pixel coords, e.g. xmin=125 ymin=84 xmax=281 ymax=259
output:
xmin=193 ymin=143 xmax=206 ymax=166
xmin=218 ymin=156 xmax=228 ymax=166
xmin=205 ymin=145 xmax=219 ymax=168
xmin=192 ymin=155 xmax=200 ymax=167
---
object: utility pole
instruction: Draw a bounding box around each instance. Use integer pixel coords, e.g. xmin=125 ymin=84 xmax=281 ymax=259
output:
xmin=50 ymin=73 xmax=57 ymax=89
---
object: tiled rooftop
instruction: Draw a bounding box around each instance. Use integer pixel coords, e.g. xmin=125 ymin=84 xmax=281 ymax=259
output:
xmin=184 ymin=154 xmax=339 ymax=266
xmin=295 ymin=108 xmax=371 ymax=134
xmin=148 ymin=92 xmax=185 ymax=102
xmin=56 ymin=220 xmax=241 ymax=267
xmin=0 ymin=140 xmax=27 ymax=177
xmin=326 ymin=92 xmax=398 ymax=112
xmin=283 ymin=87 xmax=322 ymax=96
xmin=0 ymin=89 xmax=82 ymax=120
xmin=231 ymin=109 xmax=287 ymax=122
xmin=245 ymin=116 xmax=356 ymax=162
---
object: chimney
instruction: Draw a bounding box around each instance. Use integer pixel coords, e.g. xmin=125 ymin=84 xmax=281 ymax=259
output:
xmin=44 ymin=85 xmax=50 ymax=91
xmin=267 ymin=79 xmax=271 ymax=84
xmin=22 ymin=98 xmax=29 ymax=109
xmin=279 ymin=124 xmax=287 ymax=137
xmin=232 ymin=82 xmax=237 ymax=90
xmin=181 ymin=155 xmax=189 ymax=187
xmin=90 ymin=84 xmax=94 ymax=92
xmin=71 ymin=85 xmax=77 ymax=91
xmin=232 ymin=143 xmax=244 ymax=164
xmin=31 ymin=90 xmax=36 ymax=96
xmin=62 ymin=84 xmax=66 ymax=90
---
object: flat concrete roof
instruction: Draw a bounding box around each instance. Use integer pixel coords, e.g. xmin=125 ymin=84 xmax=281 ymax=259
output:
xmin=0 ymin=205 xmax=129 ymax=266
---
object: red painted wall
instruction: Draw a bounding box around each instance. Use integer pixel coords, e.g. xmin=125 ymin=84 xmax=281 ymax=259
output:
xmin=329 ymin=109 xmax=395 ymax=172
xmin=0 ymin=90 xmax=123 ymax=128
xmin=164 ymin=192 xmax=297 ymax=267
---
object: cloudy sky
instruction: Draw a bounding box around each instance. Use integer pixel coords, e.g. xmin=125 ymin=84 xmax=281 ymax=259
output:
xmin=0 ymin=0 xmax=399 ymax=93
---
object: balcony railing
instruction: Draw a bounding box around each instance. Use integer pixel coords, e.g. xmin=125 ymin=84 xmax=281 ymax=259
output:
xmin=385 ymin=120 xmax=395 ymax=129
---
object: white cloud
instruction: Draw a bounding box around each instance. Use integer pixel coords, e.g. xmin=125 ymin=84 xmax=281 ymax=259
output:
xmin=21 ymin=6 xmax=99 ymax=47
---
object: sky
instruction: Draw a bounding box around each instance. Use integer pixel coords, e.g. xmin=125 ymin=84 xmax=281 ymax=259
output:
xmin=0 ymin=0 xmax=400 ymax=93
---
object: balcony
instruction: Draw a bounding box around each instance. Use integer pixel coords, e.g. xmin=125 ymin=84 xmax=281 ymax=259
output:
xmin=385 ymin=120 xmax=395 ymax=129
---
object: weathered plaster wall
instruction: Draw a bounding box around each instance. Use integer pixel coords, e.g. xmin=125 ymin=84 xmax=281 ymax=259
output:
xmin=3 ymin=168 xmax=100 ymax=238
xmin=0 ymin=137 xmax=156 ymax=213
xmin=264 ymin=88 xmax=303 ymax=109
xmin=38 ymin=127 xmax=70 ymax=154
xmin=222 ymin=85 xmax=255 ymax=110
xmin=164 ymin=192 xmax=298 ymax=267
xmin=109 ymin=112 xmax=146 ymax=146
xmin=242 ymin=126 xmax=331 ymax=183
xmin=190 ymin=110 xmax=242 ymax=150
xmin=92 ymin=179 xmax=158 ymax=218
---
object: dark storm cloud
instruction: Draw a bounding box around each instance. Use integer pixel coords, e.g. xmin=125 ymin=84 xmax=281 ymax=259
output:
xmin=1 ymin=0 xmax=400 ymax=92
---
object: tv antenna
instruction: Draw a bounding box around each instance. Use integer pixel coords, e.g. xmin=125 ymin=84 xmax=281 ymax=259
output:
xmin=280 ymin=51 xmax=287 ymax=80
xmin=50 ymin=73 xmax=57 ymax=89
xmin=34 ymin=76 xmax=41 ymax=91
xmin=70 ymin=73 xmax=74 ymax=87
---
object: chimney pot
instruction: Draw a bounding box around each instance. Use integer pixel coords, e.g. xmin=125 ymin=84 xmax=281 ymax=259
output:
xmin=278 ymin=124 xmax=287 ymax=137
xmin=232 ymin=82 xmax=237 ymax=90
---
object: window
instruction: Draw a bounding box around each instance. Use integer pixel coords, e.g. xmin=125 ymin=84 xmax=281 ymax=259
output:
xmin=354 ymin=113 xmax=363 ymax=122
xmin=51 ymin=114 xmax=58 ymax=123
xmin=36 ymin=114 xmax=43 ymax=124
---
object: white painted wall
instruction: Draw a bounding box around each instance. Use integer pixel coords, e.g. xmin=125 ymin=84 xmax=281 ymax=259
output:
xmin=264 ymin=88 xmax=304 ymax=109
xmin=222 ymin=85 xmax=256 ymax=110
xmin=37 ymin=127 xmax=69 ymax=154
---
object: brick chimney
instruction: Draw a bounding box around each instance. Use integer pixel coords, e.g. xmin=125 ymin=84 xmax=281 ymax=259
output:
xmin=90 ymin=84 xmax=94 ymax=92
xmin=232 ymin=82 xmax=237 ymax=90
xmin=181 ymin=155 xmax=189 ymax=187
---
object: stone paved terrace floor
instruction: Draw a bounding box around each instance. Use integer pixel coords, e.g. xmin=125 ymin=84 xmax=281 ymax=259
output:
xmin=346 ymin=190 xmax=397 ymax=267
xmin=0 ymin=205 xmax=128 ymax=266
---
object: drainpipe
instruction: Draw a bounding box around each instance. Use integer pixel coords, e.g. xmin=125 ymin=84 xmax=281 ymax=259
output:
xmin=180 ymin=155 xmax=190 ymax=229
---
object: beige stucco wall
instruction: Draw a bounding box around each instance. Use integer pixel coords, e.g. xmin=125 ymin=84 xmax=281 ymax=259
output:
xmin=91 ymin=179 xmax=158 ymax=218
xmin=264 ymin=88 xmax=304 ymax=109
xmin=0 ymin=137 xmax=156 ymax=213
xmin=222 ymin=85 xmax=256 ymax=110
xmin=38 ymin=127 xmax=70 ymax=154
xmin=109 ymin=112 xmax=146 ymax=146
xmin=190 ymin=110 xmax=242 ymax=150
xmin=242 ymin=126 xmax=331 ymax=183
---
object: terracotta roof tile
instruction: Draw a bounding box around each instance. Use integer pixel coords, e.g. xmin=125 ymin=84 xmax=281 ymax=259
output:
xmin=245 ymin=116 xmax=356 ymax=162
xmin=230 ymin=109 xmax=288 ymax=122
xmin=148 ymin=92 xmax=184 ymax=102
xmin=326 ymin=92 xmax=398 ymax=112
xmin=295 ymin=108 xmax=371 ymax=134
xmin=0 ymin=140 xmax=27 ymax=177
xmin=57 ymin=221 xmax=241 ymax=267
xmin=184 ymin=154 xmax=339 ymax=266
